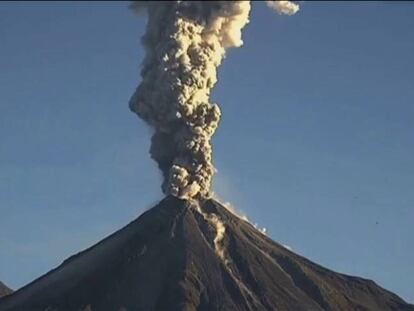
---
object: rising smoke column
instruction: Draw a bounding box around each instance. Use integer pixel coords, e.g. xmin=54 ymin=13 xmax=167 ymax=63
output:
xmin=129 ymin=1 xmax=299 ymax=200
xmin=129 ymin=1 xmax=251 ymax=200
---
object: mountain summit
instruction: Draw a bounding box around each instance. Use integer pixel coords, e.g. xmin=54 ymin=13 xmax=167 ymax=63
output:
xmin=0 ymin=197 xmax=412 ymax=311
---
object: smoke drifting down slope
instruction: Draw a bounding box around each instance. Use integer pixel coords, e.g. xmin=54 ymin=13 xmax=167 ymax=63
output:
xmin=129 ymin=1 xmax=299 ymax=200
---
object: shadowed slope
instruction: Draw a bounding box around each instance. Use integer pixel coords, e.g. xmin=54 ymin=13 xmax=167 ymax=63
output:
xmin=0 ymin=197 xmax=412 ymax=311
xmin=0 ymin=282 xmax=12 ymax=299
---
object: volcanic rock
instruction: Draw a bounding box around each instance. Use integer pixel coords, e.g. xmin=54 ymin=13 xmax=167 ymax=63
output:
xmin=0 ymin=196 xmax=412 ymax=311
xmin=0 ymin=282 xmax=12 ymax=299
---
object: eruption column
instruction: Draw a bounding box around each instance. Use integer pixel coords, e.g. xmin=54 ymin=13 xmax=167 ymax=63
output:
xmin=130 ymin=1 xmax=299 ymax=200
xmin=129 ymin=1 xmax=251 ymax=200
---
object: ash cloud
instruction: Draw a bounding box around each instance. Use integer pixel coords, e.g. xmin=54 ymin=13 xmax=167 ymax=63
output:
xmin=130 ymin=1 xmax=299 ymax=200
xmin=129 ymin=1 xmax=251 ymax=200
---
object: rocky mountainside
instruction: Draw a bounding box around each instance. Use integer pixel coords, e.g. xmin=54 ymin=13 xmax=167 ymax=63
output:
xmin=0 ymin=282 xmax=12 ymax=299
xmin=0 ymin=196 xmax=412 ymax=311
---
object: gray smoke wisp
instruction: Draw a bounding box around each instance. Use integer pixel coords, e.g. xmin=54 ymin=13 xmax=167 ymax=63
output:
xmin=129 ymin=1 xmax=299 ymax=200
xmin=190 ymin=201 xmax=259 ymax=307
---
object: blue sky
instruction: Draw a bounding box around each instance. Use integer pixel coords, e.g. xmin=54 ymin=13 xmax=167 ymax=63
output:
xmin=1 ymin=1 xmax=413 ymax=302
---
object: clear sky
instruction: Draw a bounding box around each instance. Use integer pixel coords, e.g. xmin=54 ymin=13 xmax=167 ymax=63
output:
xmin=1 ymin=1 xmax=413 ymax=303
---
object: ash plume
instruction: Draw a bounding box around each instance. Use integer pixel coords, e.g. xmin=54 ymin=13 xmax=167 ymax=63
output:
xmin=129 ymin=1 xmax=300 ymax=201
xmin=129 ymin=1 xmax=251 ymax=200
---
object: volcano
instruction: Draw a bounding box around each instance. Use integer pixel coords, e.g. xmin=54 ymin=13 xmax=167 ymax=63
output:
xmin=0 ymin=197 xmax=412 ymax=311
xmin=0 ymin=282 xmax=12 ymax=299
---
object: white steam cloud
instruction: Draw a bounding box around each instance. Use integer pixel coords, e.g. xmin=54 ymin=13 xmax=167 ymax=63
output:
xmin=266 ymin=1 xmax=300 ymax=16
xmin=213 ymin=194 xmax=268 ymax=235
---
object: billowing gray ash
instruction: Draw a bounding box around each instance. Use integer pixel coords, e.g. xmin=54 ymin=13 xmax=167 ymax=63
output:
xmin=128 ymin=1 xmax=300 ymax=200
xmin=129 ymin=1 xmax=251 ymax=200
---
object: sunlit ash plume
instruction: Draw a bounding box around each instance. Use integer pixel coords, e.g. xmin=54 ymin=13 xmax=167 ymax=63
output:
xmin=129 ymin=1 xmax=299 ymax=201
xmin=129 ymin=1 xmax=251 ymax=200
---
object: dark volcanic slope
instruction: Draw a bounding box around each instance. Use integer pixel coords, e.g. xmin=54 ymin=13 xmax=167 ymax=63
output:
xmin=0 ymin=197 xmax=412 ymax=311
xmin=0 ymin=282 xmax=12 ymax=299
